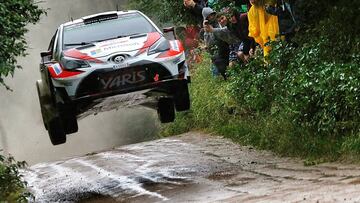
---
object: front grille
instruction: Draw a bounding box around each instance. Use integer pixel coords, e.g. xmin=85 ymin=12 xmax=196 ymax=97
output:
xmin=76 ymin=62 xmax=172 ymax=97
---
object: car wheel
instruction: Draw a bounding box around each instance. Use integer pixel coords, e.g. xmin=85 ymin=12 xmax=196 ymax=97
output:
xmin=36 ymin=81 xmax=48 ymax=130
xmin=62 ymin=114 xmax=78 ymax=134
xmin=174 ymin=83 xmax=190 ymax=111
xmin=47 ymin=117 xmax=66 ymax=145
xmin=157 ymin=98 xmax=175 ymax=123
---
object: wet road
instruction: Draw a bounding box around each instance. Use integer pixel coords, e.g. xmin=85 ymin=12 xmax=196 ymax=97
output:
xmin=23 ymin=132 xmax=360 ymax=202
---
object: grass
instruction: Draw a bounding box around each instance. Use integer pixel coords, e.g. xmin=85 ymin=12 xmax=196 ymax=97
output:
xmin=160 ymin=55 xmax=360 ymax=164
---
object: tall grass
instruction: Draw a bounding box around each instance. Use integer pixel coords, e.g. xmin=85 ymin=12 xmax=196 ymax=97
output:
xmin=161 ymin=54 xmax=359 ymax=163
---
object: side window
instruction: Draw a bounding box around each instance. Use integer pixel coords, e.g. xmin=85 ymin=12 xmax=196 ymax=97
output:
xmin=48 ymin=32 xmax=56 ymax=52
xmin=41 ymin=30 xmax=57 ymax=63
xmin=53 ymin=29 xmax=61 ymax=61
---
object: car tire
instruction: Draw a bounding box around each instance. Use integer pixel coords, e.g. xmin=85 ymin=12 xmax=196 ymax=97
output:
xmin=36 ymin=81 xmax=47 ymax=129
xmin=62 ymin=114 xmax=78 ymax=134
xmin=174 ymin=83 xmax=190 ymax=111
xmin=47 ymin=117 xmax=66 ymax=145
xmin=157 ymin=98 xmax=175 ymax=123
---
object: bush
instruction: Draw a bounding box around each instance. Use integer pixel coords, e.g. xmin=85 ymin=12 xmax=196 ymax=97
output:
xmin=149 ymin=0 xmax=360 ymax=161
xmin=162 ymin=54 xmax=344 ymax=161
xmin=227 ymin=37 xmax=360 ymax=136
xmin=161 ymin=53 xmax=234 ymax=136
xmin=0 ymin=154 xmax=32 ymax=202
xmin=128 ymin=0 xmax=198 ymax=25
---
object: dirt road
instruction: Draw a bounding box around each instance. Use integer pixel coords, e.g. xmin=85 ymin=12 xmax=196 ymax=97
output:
xmin=23 ymin=132 xmax=360 ymax=202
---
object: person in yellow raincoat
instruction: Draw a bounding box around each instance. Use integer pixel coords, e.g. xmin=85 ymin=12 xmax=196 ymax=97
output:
xmin=248 ymin=0 xmax=279 ymax=56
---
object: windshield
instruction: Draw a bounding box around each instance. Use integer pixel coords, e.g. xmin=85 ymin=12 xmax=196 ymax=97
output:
xmin=62 ymin=13 xmax=157 ymax=49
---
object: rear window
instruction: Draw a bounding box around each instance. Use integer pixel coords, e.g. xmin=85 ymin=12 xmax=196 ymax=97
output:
xmin=63 ymin=13 xmax=157 ymax=49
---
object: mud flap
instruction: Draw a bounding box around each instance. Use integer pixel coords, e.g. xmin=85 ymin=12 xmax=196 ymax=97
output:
xmin=174 ymin=81 xmax=190 ymax=111
xmin=157 ymin=97 xmax=175 ymax=123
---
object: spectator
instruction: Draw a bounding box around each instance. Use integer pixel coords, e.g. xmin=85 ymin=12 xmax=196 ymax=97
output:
xmin=184 ymin=0 xmax=208 ymax=24
xmin=202 ymin=7 xmax=230 ymax=79
xmin=204 ymin=9 xmax=256 ymax=65
xmin=176 ymin=25 xmax=202 ymax=68
xmin=228 ymin=10 xmax=256 ymax=64
xmin=248 ymin=0 xmax=279 ymax=56
xmin=265 ymin=0 xmax=300 ymax=43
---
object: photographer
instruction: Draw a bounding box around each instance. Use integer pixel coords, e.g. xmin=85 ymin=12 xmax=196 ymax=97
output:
xmin=204 ymin=9 xmax=256 ymax=65
xmin=203 ymin=7 xmax=230 ymax=79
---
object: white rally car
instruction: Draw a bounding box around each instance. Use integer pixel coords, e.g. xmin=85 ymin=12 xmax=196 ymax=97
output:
xmin=37 ymin=10 xmax=190 ymax=145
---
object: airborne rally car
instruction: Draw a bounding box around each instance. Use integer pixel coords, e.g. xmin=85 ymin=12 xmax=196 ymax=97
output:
xmin=36 ymin=10 xmax=190 ymax=145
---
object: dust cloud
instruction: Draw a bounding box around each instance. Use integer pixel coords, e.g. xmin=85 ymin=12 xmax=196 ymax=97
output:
xmin=0 ymin=0 xmax=159 ymax=165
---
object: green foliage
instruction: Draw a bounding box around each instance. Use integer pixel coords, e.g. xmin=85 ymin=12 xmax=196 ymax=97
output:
xmin=162 ymin=54 xmax=343 ymax=161
xmin=0 ymin=0 xmax=46 ymax=90
xmin=226 ymin=0 xmax=360 ymax=136
xmin=161 ymin=53 xmax=234 ymax=136
xmin=128 ymin=0 xmax=198 ymax=25
xmin=0 ymin=154 xmax=32 ymax=202
xmin=227 ymin=38 xmax=360 ymax=136
xmin=149 ymin=0 xmax=360 ymax=161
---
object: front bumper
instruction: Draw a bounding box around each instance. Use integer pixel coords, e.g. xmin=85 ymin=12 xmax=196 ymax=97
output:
xmin=72 ymin=77 xmax=189 ymax=116
xmin=74 ymin=77 xmax=189 ymax=102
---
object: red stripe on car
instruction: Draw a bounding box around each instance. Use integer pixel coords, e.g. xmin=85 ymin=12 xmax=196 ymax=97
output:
xmin=136 ymin=32 xmax=161 ymax=55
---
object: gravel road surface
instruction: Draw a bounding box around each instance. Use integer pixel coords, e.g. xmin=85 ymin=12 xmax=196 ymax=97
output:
xmin=23 ymin=132 xmax=360 ymax=203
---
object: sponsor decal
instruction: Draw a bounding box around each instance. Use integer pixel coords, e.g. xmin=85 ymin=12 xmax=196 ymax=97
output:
xmin=90 ymin=48 xmax=102 ymax=56
xmin=64 ymin=49 xmax=103 ymax=63
xmin=113 ymin=63 xmax=129 ymax=70
xmin=173 ymin=56 xmax=181 ymax=64
xmin=157 ymin=40 xmax=184 ymax=58
xmin=103 ymin=42 xmax=141 ymax=51
xmin=98 ymin=37 xmax=130 ymax=47
xmin=154 ymin=73 xmax=159 ymax=82
xmin=52 ymin=63 xmax=62 ymax=75
xmin=170 ymin=41 xmax=180 ymax=52
xmin=100 ymin=70 xmax=146 ymax=89
xmin=48 ymin=63 xmax=83 ymax=78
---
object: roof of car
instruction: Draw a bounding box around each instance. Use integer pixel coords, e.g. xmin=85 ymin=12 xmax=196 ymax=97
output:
xmin=62 ymin=10 xmax=140 ymax=27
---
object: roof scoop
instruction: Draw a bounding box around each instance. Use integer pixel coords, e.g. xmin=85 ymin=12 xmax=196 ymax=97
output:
xmin=83 ymin=13 xmax=118 ymax=24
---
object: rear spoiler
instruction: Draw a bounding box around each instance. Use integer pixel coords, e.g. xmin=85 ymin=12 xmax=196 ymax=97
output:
xmin=83 ymin=13 xmax=118 ymax=24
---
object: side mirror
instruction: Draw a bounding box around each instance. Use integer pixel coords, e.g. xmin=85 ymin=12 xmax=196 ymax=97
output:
xmin=40 ymin=51 xmax=52 ymax=63
xmin=163 ymin=27 xmax=176 ymax=40
xmin=40 ymin=51 xmax=52 ymax=58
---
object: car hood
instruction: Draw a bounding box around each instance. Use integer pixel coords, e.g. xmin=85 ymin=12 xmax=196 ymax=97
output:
xmin=63 ymin=32 xmax=161 ymax=59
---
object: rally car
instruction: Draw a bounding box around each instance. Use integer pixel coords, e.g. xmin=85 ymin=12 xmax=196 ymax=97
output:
xmin=36 ymin=10 xmax=190 ymax=145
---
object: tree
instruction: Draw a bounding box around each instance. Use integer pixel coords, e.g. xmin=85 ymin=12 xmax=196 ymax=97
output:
xmin=0 ymin=0 xmax=46 ymax=90
xmin=128 ymin=0 xmax=197 ymax=25
xmin=0 ymin=0 xmax=45 ymax=201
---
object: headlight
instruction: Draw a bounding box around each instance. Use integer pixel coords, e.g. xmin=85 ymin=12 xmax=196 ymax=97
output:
xmin=60 ymin=57 xmax=90 ymax=70
xmin=148 ymin=37 xmax=170 ymax=55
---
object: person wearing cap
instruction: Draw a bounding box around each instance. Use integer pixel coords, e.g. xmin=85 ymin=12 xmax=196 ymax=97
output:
xmin=203 ymin=8 xmax=256 ymax=65
xmin=202 ymin=7 xmax=230 ymax=79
